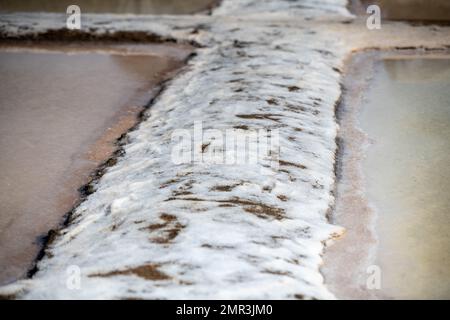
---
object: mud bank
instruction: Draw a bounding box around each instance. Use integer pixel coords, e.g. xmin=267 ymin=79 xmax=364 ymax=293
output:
xmin=0 ymin=42 xmax=192 ymax=285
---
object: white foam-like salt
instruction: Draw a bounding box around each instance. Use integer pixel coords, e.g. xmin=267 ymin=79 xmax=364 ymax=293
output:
xmin=0 ymin=0 xmax=351 ymax=299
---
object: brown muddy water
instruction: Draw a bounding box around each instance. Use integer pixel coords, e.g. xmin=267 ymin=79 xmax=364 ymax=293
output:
xmin=323 ymin=53 xmax=450 ymax=299
xmin=354 ymin=0 xmax=450 ymax=22
xmin=0 ymin=0 xmax=218 ymax=15
xmin=0 ymin=42 xmax=192 ymax=285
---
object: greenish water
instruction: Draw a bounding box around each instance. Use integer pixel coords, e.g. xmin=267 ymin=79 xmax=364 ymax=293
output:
xmin=361 ymin=58 xmax=450 ymax=299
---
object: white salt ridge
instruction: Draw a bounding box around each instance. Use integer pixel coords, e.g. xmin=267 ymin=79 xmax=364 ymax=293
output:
xmin=0 ymin=0 xmax=349 ymax=299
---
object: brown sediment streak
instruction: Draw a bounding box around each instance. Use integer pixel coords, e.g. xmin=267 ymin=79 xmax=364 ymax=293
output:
xmin=89 ymin=264 xmax=170 ymax=281
xmin=165 ymin=196 xmax=285 ymax=220
xmin=0 ymin=30 xmax=205 ymax=50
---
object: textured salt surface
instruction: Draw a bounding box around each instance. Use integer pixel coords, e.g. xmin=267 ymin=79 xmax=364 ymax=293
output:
xmin=0 ymin=0 xmax=449 ymax=299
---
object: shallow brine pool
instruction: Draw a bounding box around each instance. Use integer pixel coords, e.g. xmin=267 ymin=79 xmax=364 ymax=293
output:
xmin=0 ymin=43 xmax=191 ymax=285
xmin=324 ymin=54 xmax=450 ymax=299
xmin=0 ymin=0 xmax=217 ymax=15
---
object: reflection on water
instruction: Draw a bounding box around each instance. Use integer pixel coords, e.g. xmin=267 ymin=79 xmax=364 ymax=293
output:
xmin=359 ymin=0 xmax=450 ymax=22
xmin=361 ymin=58 xmax=450 ymax=299
xmin=385 ymin=58 xmax=450 ymax=82
xmin=0 ymin=0 xmax=216 ymax=14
